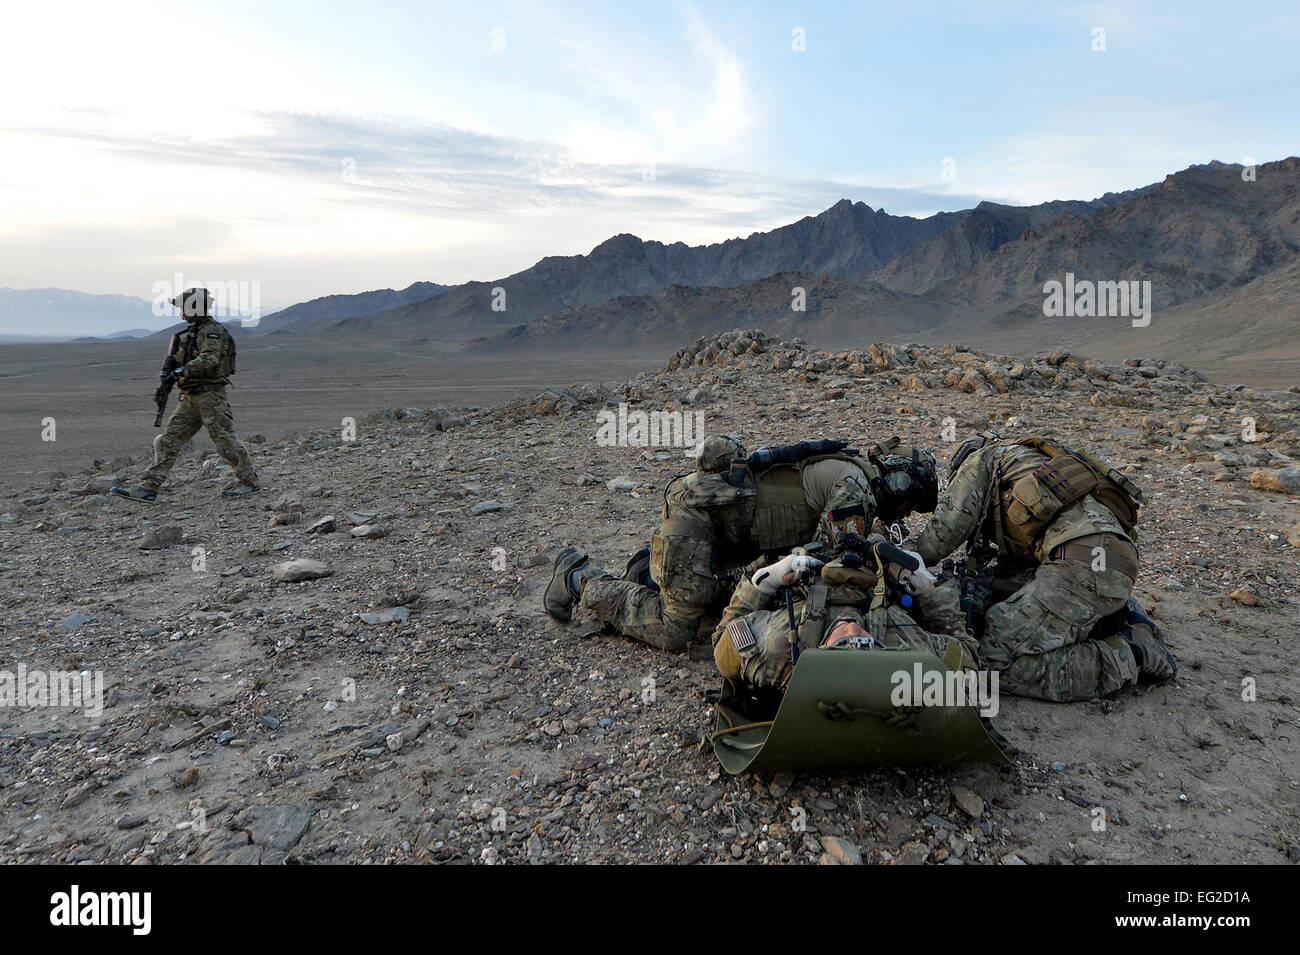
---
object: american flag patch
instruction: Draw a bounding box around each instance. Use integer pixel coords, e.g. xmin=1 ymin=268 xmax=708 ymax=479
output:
xmin=727 ymin=619 xmax=756 ymax=652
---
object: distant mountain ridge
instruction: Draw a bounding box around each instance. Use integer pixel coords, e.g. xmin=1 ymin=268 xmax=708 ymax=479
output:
xmin=14 ymin=157 xmax=1299 ymax=383
xmin=461 ymin=157 xmax=1300 ymax=379
xmin=252 ymin=281 xmax=449 ymax=334
xmin=461 ymin=271 xmax=953 ymax=355
xmin=930 ymin=158 xmax=1300 ymax=314
xmin=0 ymin=288 xmax=163 ymax=339
xmin=284 ymin=201 xmax=975 ymax=340
xmin=291 ymin=180 xmax=1152 ymax=341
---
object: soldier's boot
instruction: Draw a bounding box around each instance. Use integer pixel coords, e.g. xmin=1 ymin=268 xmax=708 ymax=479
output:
xmin=220 ymin=483 xmax=261 ymax=499
xmin=110 ymin=485 xmax=157 ymax=504
xmin=1121 ymin=600 xmax=1178 ymax=685
xmin=620 ymin=545 xmax=659 ymax=591
xmin=544 ymin=547 xmax=600 ymax=624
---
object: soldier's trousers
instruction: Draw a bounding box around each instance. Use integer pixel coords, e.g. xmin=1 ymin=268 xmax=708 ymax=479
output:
xmin=981 ymin=556 xmax=1139 ymax=702
xmin=141 ymin=390 xmax=258 ymax=491
xmin=578 ymin=575 xmax=704 ymax=653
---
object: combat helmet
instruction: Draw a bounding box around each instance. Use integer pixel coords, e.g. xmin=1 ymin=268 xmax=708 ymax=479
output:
xmin=696 ymin=434 xmax=746 ymax=474
xmin=870 ymin=439 xmax=939 ymax=520
xmin=171 ymin=287 xmax=213 ymax=320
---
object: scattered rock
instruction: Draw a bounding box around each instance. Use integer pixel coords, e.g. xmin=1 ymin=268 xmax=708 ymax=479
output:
xmin=358 ymin=607 xmax=410 ymax=625
xmin=893 ymin=841 xmax=931 ymax=865
xmin=79 ymin=475 xmax=120 ymax=495
xmin=271 ymin=558 xmax=333 ymax=582
xmin=139 ymin=524 xmax=183 ymax=549
xmin=951 ymin=784 xmax=985 ymax=818
xmin=819 ymin=836 xmax=863 ymax=865
xmin=1250 ymin=468 xmax=1300 ymax=494
xmin=235 ymin=805 xmax=312 ymax=852
xmin=306 ymin=515 xmax=336 ymax=534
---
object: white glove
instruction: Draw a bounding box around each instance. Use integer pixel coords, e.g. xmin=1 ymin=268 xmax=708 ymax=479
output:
xmin=890 ymin=549 xmax=937 ymax=594
xmin=752 ymin=554 xmax=824 ymax=594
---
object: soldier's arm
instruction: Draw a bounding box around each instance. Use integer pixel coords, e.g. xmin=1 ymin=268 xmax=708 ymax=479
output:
xmin=183 ymin=326 xmax=226 ymax=378
xmin=711 ymin=564 xmax=773 ymax=645
xmin=811 ymin=466 xmax=877 ymax=549
xmin=911 ymin=448 xmax=996 ymax=565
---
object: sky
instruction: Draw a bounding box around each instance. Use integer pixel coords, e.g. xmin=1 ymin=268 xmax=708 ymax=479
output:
xmin=1 ymin=0 xmax=1296 ymax=309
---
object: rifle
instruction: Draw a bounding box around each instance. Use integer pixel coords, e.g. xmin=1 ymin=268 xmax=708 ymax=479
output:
xmin=839 ymin=532 xmax=925 ymax=604
xmin=755 ymin=548 xmax=824 ymax=666
xmin=959 ymin=543 xmax=997 ymax=637
xmin=959 ymin=464 xmax=1003 ymax=636
xmin=153 ymin=333 xmax=182 ymax=427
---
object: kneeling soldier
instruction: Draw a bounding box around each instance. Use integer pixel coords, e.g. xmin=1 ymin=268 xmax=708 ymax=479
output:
xmin=544 ymin=435 xmax=938 ymax=652
xmin=906 ymin=433 xmax=1175 ymax=701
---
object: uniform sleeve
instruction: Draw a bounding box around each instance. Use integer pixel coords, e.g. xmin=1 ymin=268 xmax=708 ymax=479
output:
xmin=803 ymin=459 xmax=877 ymax=548
xmin=711 ymin=574 xmax=773 ymax=646
xmin=183 ymin=326 xmax=226 ymax=378
xmin=911 ymin=447 xmax=997 ymax=565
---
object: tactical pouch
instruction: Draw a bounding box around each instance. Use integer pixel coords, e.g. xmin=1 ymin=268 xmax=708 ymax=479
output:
xmin=650 ymin=534 xmax=719 ymax=607
xmin=710 ymin=648 xmax=1014 ymax=774
xmin=796 ymin=584 xmax=828 ymax=650
xmin=1015 ymin=437 xmax=1142 ymax=533
xmin=1006 ymin=472 xmax=1062 ymax=536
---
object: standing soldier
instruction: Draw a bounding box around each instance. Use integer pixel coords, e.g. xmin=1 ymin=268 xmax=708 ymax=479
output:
xmin=906 ymin=432 xmax=1176 ymax=701
xmin=544 ymin=435 xmax=939 ymax=652
xmin=112 ymin=288 xmax=259 ymax=503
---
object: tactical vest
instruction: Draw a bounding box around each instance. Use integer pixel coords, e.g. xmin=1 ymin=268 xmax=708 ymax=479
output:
xmin=992 ymin=437 xmax=1142 ymax=558
xmin=180 ymin=319 xmax=237 ymax=379
xmin=747 ymin=452 xmax=879 ymax=552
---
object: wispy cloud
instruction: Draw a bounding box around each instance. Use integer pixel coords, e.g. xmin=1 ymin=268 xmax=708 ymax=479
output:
xmin=11 ymin=111 xmax=988 ymax=222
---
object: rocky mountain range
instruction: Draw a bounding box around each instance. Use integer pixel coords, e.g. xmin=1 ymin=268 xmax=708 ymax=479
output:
xmin=251 ymin=281 xmax=450 ymax=335
xmin=16 ymin=157 xmax=1299 ymax=383
xmin=461 ymin=271 xmax=951 ymax=354
xmin=248 ymin=158 xmax=1299 ymax=385
xmin=272 ymin=202 xmax=972 ymax=340
xmin=462 ymin=158 xmax=1300 ymax=380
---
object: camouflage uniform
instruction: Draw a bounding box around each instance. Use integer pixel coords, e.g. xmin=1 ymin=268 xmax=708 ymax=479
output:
xmin=710 ymin=571 xmax=976 ymax=693
xmin=910 ymin=443 xmax=1140 ymax=701
xmin=579 ymin=456 xmax=878 ymax=652
xmin=140 ymin=316 xmax=257 ymax=492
